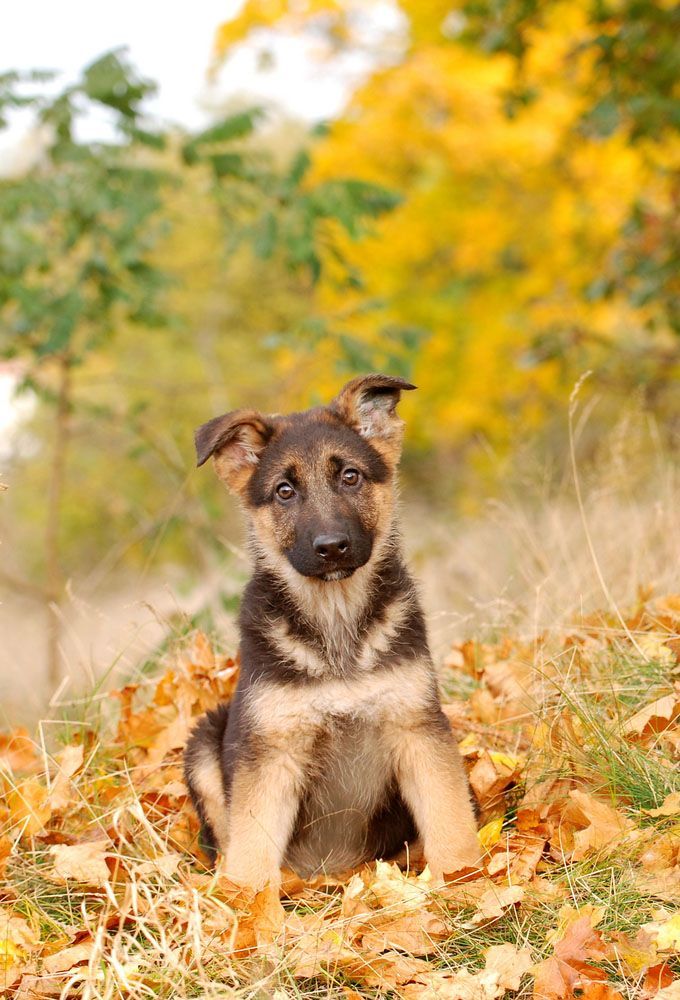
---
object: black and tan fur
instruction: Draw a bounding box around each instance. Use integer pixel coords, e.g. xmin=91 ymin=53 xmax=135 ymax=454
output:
xmin=184 ymin=374 xmax=480 ymax=889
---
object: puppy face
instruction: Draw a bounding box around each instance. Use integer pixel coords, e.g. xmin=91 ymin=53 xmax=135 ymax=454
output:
xmin=195 ymin=374 xmax=415 ymax=582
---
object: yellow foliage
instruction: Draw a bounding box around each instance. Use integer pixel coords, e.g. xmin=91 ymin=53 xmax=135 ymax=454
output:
xmin=213 ymin=0 xmax=679 ymax=466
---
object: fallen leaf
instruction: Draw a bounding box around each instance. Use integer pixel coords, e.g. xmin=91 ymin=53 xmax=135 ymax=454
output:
xmin=578 ymin=985 xmax=624 ymax=1000
xmin=42 ymin=938 xmax=95 ymax=974
xmin=134 ymin=852 xmax=181 ymax=879
xmin=401 ymin=967 xmax=504 ymax=999
xmin=361 ymin=910 xmax=449 ymax=956
xmin=0 ymin=837 xmax=11 ymax=879
xmin=366 ymin=860 xmax=433 ymax=912
xmin=484 ymin=943 xmax=534 ymax=990
xmin=250 ymin=884 xmax=285 ymax=948
xmin=643 ymin=962 xmax=676 ymax=995
xmin=0 ymin=908 xmax=40 ymax=990
xmin=7 ymin=779 xmax=51 ymax=836
xmin=471 ymin=884 xmax=524 ymax=924
xmin=49 ymin=841 xmax=110 ymax=888
xmin=643 ymin=913 xmax=680 ymax=953
xmin=14 ymin=974 xmax=74 ymax=999
xmin=533 ymin=913 xmax=611 ymax=999
xmin=478 ymin=818 xmax=504 ymax=851
xmin=346 ymin=950 xmax=435 ymax=989
xmin=48 ymin=744 xmax=84 ymax=812
xmin=623 ymin=695 xmax=678 ymax=737
xmin=568 ymin=790 xmax=635 ymax=860
xmin=610 ymin=929 xmax=658 ymax=975
xmin=654 ymin=983 xmax=680 ymax=1000
xmin=0 ymin=730 xmax=39 ymax=774
xmin=289 ymin=920 xmax=359 ymax=978
xmin=469 ymin=752 xmax=519 ymax=807
xmin=644 ymin=793 xmax=680 ymax=818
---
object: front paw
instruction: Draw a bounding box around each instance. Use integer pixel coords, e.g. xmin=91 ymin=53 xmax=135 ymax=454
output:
xmin=219 ymin=853 xmax=280 ymax=892
xmin=427 ymin=840 xmax=482 ymax=881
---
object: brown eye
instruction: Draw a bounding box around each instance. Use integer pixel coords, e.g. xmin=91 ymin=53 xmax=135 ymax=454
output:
xmin=341 ymin=468 xmax=361 ymax=487
xmin=276 ymin=482 xmax=295 ymax=501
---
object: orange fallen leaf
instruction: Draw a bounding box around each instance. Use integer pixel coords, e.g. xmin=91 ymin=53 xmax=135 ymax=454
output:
xmin=533 ymin=913 xmax=611 ymax=999
xmin=623 ymin=695 xmax=678 ymax=737
xmin=469 ymin=752 xmax=519 ymax=808
xmin=568 ymin=790 xmax=635 ymax=860
xmin=250 ymin=884 xmax=285 ymax=948
xmin=644 ymin=793 xmax=680 ymax=818
xmin=366 ymin=860 xmax=433 ymax=911
xmin=0 ymin=730 xmax=39 ymax=774
xmin=49 ymin=841 xmax=111 ymax=888
xmin=346 ymin=951 xmax=436 ymax=990
xmin=7 ymin=779 xmax=51 ymax=837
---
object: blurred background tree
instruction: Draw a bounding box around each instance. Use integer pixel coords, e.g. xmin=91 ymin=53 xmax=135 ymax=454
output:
xmin=0 ymin=49 xmax=398 ymax=683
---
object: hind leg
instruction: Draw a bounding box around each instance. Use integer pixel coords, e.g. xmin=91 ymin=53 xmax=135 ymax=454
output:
xmin=184 ymin=706 xmax=231 ymax=864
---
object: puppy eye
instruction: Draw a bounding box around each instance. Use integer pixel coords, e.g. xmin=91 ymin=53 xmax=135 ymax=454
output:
xmin=341 ymin=467 xmax=361 ymax=487
xmin=275 ymin=482 xmax=296 ymax=501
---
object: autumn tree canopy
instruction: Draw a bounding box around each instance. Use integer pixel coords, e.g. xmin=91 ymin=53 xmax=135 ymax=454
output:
xmin=215 ymin=0 xmax=680 ymax=459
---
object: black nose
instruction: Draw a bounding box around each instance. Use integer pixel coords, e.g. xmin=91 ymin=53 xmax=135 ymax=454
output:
xmin=313 ymin=534 xmax=350 ymax=560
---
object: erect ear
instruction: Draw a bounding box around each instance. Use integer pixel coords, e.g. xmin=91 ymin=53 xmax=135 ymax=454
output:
xmin=194 ymin=409 xmax=273 ymax=494
xmin=331 ymin=373 xmax=416 ymax=461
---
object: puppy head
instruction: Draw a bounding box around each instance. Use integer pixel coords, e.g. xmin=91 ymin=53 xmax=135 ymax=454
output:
xmin=195 ymin=374 xmax=415 ymax=581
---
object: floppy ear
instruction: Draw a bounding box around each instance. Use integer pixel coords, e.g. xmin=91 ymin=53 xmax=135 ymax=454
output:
xmin=195 ymin=409 xmax=273 ymax=493
xmin=331 ymin=373 xmax=416 ymax=460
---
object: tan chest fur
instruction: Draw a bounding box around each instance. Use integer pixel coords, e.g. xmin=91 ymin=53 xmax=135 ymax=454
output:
xmin=246 ymin=658 xmax=434 ymax=744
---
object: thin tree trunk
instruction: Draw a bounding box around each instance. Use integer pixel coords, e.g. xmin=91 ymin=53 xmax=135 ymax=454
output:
xmin=45 ymin=356 xmax=72 ymax=690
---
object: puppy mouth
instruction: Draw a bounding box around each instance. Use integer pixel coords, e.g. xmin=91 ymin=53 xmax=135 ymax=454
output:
xmin=319 ymin=568 xmax=356 ymax=582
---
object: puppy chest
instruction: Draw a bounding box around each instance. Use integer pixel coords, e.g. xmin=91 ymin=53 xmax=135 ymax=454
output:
xmin=285 ymin=718 xmax=393 ymax=876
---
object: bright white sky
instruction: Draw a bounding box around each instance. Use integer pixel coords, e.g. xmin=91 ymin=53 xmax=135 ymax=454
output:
xmin=0 ymin=0 xmax=363 ymax=134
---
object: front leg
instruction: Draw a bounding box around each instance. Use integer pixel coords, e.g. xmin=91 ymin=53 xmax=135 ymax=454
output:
xmin=390 ymin=711 xmax=481 ymax=879
xmin=222 ymin=745 xmax=306 ymax=891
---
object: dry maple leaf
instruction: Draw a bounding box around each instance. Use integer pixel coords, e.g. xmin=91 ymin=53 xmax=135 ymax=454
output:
xmin=532 ymin=913 xmax=611 ymax=999
xmin=48 ymin=744 xmax=84 ymax=812
xmin=568 ymin=790 xmax=635 ymax=860
xmin=0 ymin=730 xmax=39 ymax=775
xmin=484 ymin=943 xmax=534 ymax=991
xmin=361 ymin=910 xmax=449 ymax=957
xmin=469 ymin=752 xmax=520 ymax=809
xmin=623 ymin=695 xmax=678 ymax=737
xmin=577 ymin=985 xmax=625 ymax=1000
xmin=49 ymin=841 xmax=111 ymax=888
xmin=471 ymin=884 xmax=525 ymax=924
xmin=610 ymin=929 xmax=658 ymax=975
xmin=643 ymin=792 xmax=680 ymax=818
xmin=344 ymin=950 xmax=436 ymax=990
xmin=41 ymin=937 xmax=95 ymax=975
xmin=287 ymin=912 xmax=360 ymax=979
xmin=0 ymin=908 xmax=40 ymax=990
xmin=7 ymin=779 xmax=51 ymax=837
xmin=366 ymin=860 xmax=434 ymax=911
xmin=401 ymin=966 xmax=504 ymax=999
xmin=643 ymin=913 xmax=680 ymax=953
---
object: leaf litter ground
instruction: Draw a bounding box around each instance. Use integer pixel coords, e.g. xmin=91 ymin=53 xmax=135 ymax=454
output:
xmin=1 ymin=596 xmax=679 ymax=999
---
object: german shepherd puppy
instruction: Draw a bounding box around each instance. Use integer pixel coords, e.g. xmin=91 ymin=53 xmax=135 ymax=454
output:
xmin=184 ymin=374 xmax=480 ymax=890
